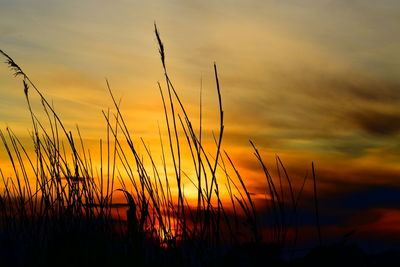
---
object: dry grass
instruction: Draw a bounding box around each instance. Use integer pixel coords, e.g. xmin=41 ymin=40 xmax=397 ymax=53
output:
xmin=0 ymin=25 xmax=314 ymax=266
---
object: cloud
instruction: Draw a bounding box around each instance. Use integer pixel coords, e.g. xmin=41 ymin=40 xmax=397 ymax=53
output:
xmin=351 ymin=110 xmax=400 ymax=136
xmin=325 ymin=186 xmax=400 ymax=211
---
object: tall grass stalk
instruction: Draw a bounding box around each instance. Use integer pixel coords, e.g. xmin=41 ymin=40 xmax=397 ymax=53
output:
xmin=0 ymin=26 xmax=318 ymax=265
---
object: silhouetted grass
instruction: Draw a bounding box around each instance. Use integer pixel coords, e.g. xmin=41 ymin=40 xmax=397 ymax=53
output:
xmin=1 ymin=26 xmax=393 ymax=266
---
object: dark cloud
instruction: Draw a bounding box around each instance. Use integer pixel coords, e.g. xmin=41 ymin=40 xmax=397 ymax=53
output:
xmin=223 ymin=65 xmax=400 ymax=142
xmin=351 ymin=110 xmax=400 ymax=135
xmin=313 ymin=167 xmax=400 ymax=192
xmin=325 ymin=186 xmax=400 ymax=211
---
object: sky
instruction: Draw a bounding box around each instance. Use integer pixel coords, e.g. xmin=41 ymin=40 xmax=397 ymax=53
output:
xmin=1 ymin=0 xmax=400 ymax=248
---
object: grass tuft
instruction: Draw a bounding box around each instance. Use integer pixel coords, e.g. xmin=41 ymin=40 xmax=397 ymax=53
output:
xmin=0 ymin=27 xmax=322 ymax=266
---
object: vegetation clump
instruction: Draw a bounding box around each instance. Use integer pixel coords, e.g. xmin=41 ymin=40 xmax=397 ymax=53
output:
xmin=0 ymin=26 xmax=397 ymax=266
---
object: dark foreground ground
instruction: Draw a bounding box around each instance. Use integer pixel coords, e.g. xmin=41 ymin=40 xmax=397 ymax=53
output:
xmin=1 ymin=229 xmax=399 ymax=267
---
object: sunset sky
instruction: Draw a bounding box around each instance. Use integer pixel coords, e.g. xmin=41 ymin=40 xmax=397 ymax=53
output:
xmin=1 ymin=0 xmax=400 ymax=247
